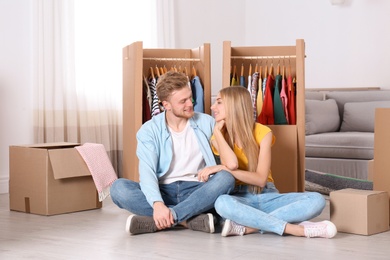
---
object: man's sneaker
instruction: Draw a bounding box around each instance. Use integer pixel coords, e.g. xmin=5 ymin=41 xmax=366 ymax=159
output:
xmin=299 ymin=220 xmax=337 ymax=238
xmin=221 ymin=219 xmax=245 ymax=237
xmin=125 ymin=214 xmax=157 ymax=235
xmin=186 ymin=213 xmax=215 ymax=233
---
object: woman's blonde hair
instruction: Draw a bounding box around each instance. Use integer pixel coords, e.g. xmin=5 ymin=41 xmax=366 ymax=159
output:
xmin=219 ymin=86 xmax=261 ymax=193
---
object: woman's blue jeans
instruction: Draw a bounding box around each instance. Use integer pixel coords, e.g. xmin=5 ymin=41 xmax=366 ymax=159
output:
xmin=214 ymin=183 xmax=326 ymax=235
xmin=110 ymin=170 xmax=235 ymax=223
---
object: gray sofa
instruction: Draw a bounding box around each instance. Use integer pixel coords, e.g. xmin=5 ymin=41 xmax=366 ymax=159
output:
xmin=305 ymin=89 xmax=390 ymax=180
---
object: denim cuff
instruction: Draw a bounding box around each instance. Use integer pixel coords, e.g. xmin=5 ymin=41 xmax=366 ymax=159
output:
xmin=170 ymin=208 xmax=178 ymax=225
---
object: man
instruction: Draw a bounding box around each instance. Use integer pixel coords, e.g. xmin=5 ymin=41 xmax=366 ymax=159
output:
xmin=110 ymin=71 xmax=235 ymax=235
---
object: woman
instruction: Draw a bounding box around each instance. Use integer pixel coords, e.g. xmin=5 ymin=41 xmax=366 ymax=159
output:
xmin=197 ymin=86 xmax=337 ymax=238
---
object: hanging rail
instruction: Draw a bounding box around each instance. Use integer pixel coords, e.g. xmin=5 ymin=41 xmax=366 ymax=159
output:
xmin=231 ymin=55 xmax=296 ymax=60
xmin=142 ymin=57 xmax=201 ymax=62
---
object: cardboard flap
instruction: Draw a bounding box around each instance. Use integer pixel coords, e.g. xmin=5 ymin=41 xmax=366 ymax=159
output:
xmin=48 ymin=148 xmax=91 ymax=180
xmin=20 ymin=142 xmax=80 ymax=149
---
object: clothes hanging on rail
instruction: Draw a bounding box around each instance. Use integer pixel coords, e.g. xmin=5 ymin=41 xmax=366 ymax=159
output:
xmin=240 ymin=75 xmax=245 ymax=88
xmin=231 ymin=75 xmax=238 ymax=86
xmin=273 ymin=74 xmax=288 ymax=124
xmin=250 ymin=72 xmax=259 ymax=121
xmin=287 ymin=75 xmax=296 ymax=125
xmin=191 ymin=76 xmax=204 ymax=113
xmin=148 ymin=76 xmax=160 ymax=117
xmin=258 ymin=74 xmax=274 ymax=125
xmin=143 ymin=67 xmax=206 ymax=120
xmin=256 ymin=75 xmax=263 ymax=117
xmin=280 ymin=75 xmax=289 ymax=124
xmin=230 ymin=60 xmax=297 ymax=126
xmin=143 ymin=79 xmax=152 ymax=123
xmin=246 ymin=74 xmax=252 ymax=93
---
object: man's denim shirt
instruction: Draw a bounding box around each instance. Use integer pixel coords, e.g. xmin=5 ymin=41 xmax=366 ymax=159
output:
xmin=136 ymin=111 xmax=217 ymax=207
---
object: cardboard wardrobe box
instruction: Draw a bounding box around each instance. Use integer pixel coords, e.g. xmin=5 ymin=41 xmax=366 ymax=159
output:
xmin=330 ymin=188 xmax=389 ymax=235
xmin=374 ymin=108 xmax=390 ymax=223
xmin=9 ymin=142 xmax=102 ymax=216
xmin=367 ymin=159 xmax=374 ymax=182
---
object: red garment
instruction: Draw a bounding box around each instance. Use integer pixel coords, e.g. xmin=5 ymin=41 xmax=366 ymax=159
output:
xmin=287 ymin=76 xmax=296 ymax=125
xmin=258 ymin=74 xmax=274 ymax=125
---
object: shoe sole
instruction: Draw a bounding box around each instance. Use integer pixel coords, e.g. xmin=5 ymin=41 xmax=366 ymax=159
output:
xmin=221 ymin=219 xmax=231 ymax=237
xmin=323 ymin=220 xmax=337 ymax=238
xmin=207 ymin=213 xmax=215 ymax=233
xmin=125 ymin=215 xmax=135 ymax=234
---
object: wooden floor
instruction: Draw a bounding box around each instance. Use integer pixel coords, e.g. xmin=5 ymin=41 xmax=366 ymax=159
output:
xmin=1 ymin=194 xmax=390 ymax=259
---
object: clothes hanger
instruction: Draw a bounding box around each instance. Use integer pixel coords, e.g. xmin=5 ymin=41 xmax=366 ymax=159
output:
xmin=192 ymin=65 xmax=197 ymax=77
xmin=276 ymin=59 xmax=280 ymax=75
xmin=288 ymin=58 xmax=291 ymax=78
xmin=155 ymin=65 xmax=161 ymax=78
xmin=248 ymin=63 xmax=252 ymax=76
xmin=269 ymin=61 xmax=274 ymax=76
xmin=240 ymin=63 xmax=244 ymax=77
xmin=259 ymin=66 xmax=262 ymax=80
xmin=149 ymin=67 xmax=155 ymax=79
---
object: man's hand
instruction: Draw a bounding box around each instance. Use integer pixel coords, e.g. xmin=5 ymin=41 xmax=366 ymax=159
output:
xmin=197 ymin=165 xmax=225 ymax=182
xmin=153 ymin=201 xmax=175 ymax=230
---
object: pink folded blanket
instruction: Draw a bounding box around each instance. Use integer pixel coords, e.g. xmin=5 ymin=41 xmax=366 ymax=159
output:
xmin=75 ymin=143 xmax=117 ymax=201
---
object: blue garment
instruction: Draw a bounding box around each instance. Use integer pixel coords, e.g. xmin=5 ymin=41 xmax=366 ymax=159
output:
xmin=191 ymin=76 xmax=204 ymax=113
xmin=214 ymin=183 xmax=326 ymax=235
xmin=110 ymin=171 xmax=235 ymax=223
xmin=240 ymin=75 xmax=246 ymax=88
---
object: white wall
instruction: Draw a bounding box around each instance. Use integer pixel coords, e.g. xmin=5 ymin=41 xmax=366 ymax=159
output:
xmin=173 ymin=0 xmax=390 ymax=94
xmin=0 ymin=0 xmax=34 ymax=194
xmin=1 ymin=0 xmax=390 ymax=193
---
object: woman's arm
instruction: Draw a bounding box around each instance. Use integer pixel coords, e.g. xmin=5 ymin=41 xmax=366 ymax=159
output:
xmin=212 ymin=120 xmax=238 ymax=170
xmin=225 ymin=132 xmax=273 ymax=188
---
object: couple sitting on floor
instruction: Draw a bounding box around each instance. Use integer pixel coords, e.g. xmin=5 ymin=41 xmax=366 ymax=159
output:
xmin=110 ymin=71 xmax=337 ymax=239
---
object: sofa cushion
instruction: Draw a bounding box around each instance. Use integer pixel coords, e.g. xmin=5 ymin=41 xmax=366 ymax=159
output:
xmin=340 ymin=101 xmax=390 ymax=132
xmin=305 ymin=132 xmax=374 ymax=159
xmin=306 ymin=91 xmax=325 ymax=100
xmin=325 ymin=90 xmax=390 ymax=120
xmin=305 ymin=99 xmax=340 ymax=135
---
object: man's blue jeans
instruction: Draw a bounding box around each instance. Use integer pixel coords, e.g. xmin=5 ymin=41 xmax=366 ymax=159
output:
xmin=215 ymin=183 xmax=326 ymax=235
xmin=110 ymin=170 xmax=235 ymax=223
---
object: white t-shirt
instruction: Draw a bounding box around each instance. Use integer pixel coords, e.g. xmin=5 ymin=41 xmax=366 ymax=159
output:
xmin=159 ymin=121 xmax=206 ymax=184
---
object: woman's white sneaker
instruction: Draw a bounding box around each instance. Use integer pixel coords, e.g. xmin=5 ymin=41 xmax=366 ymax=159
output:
xmin=221 ymin=219 xmax=245 ymax=237
xmin=299 ymin=220 xmax=337 ymax=238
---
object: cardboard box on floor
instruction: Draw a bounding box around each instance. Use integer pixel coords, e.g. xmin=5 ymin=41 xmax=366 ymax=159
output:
xmin=374 ymin=108 xmax=390 ymax=223
xmin=330 ymin=188 xmax=389 ymax=235
xmin=9 ymin=142 xmax=102 ymax=216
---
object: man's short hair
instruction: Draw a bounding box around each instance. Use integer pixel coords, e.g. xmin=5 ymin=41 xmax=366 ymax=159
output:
xmin=156 ymin=71 xmax=189 ymax=102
